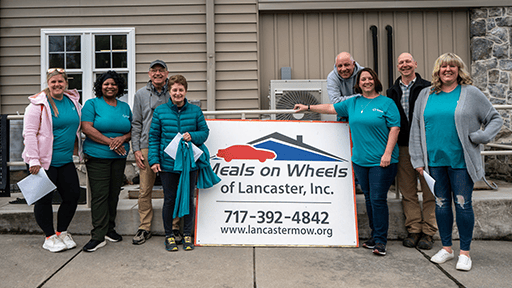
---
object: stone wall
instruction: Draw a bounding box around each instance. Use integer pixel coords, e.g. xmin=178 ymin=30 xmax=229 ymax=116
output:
xmin=470 ymin=7 xmax=512 ymax=181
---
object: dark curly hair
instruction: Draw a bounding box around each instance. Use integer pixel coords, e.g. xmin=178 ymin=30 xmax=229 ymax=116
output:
xmin=93 ymin=70 xmax=126 ymax=98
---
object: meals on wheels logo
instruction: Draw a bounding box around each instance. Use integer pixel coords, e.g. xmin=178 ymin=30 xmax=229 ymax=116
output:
xmin=196 ymin=121 xmax=357 ymax=247
xmin=213 ymin=132 xmax=349 ymax=163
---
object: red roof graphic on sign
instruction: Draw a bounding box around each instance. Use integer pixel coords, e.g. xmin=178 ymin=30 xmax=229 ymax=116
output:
xmin=216 ymin=145 xmax=276 ymax=162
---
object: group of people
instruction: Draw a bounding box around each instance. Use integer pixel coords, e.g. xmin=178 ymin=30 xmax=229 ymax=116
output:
xmin=295 ymin=51 xmax=502 ymax=271
xmin=22 ymin=60 xmax=210 ymax=253
xmin=22 ymin=51 xmax=502 ymax=271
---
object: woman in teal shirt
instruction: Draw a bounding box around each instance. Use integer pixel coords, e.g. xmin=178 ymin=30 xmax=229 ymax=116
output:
xmin=295 ymin=68 xmax=400 ymax=256
xmin=81 ymin=71 xmax=132 ymax=252
xmin=410 ymin=53 xmax=502 ymax=271
xmin=22 ymin=68 xmax=82 ymax=253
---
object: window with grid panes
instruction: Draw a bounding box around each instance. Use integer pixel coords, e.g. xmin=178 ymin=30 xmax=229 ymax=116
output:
xmin=41 ymin=28 xmax=135 ymax=107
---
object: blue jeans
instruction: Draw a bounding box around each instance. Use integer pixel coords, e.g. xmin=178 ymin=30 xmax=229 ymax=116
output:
xmin=353 ymin=163 xmax=397 ymax=245
xmin=429 ymin=166 xmax=474 ymax=251
xmin=160 ymin=171 xmax=197 ymax=237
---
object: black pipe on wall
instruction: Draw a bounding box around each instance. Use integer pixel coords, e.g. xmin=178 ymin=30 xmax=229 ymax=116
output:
xmin=370 ymin=25 xmax=378 ymax=74
xmin=386 ymin=25 xmax=393 ymax=88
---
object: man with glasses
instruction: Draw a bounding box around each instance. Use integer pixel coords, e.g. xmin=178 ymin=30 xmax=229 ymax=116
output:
xmin=131 ymin=60 xmax=175 ymax=245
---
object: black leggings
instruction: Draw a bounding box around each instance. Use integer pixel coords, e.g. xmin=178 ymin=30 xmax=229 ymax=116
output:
xmin=33 ymin=162 xmax=80 ymax=237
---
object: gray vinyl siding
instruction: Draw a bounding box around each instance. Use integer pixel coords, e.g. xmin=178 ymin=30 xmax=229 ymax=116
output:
xmin=215 ymin=0 xmax=259 ymax=110
xmin=0 ymin=0 xmax=260 ymax=114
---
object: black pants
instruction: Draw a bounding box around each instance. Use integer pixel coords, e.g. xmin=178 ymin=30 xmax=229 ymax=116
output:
xmin=33 ymin=162 xmax=80 ymax=237
xmin=161 ymin=171 xmax=197 ymax=237
xmin=85 ymin=156 xmax=126 ymax=241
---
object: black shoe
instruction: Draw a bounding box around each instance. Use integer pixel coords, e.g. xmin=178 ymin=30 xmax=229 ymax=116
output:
xmin=362 ymin=238 xmax=376 ymax=249
xmin=417 ymin=234 xmax=434 ymax=250
xmin=403 ymin=232 xmax=422 ymax=248
xmin=373 ymin=243 xmax=387 ymax=256
xmin=165 ymin=236 xmax=178 ymax=252
xmin=183 ymin=235 xmax=194 ymax=251
xmin=173 ymin=230 xmax=183 ymax=245
xmin=132 ymin=229 xmax=152 ymax=245
xmin=105 ymin=230 xmax=123 ymax=242
xmin=83 ymin=239 xmax=106 ymax=252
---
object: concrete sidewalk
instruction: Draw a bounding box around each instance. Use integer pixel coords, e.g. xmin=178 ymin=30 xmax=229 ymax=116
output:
xmin=1 ymin=179 xmax=511 ymax=287
xmin=0 ymin=234 xmax=510 ymax=288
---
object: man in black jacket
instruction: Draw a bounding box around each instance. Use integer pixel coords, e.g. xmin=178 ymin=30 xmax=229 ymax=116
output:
xmin=386 ymin=53 xmax=437 ymax=250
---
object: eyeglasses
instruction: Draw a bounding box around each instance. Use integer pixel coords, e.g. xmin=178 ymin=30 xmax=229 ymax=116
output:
xmin=150 ymin=68 xmax=167 ymax=73
xmin=47 ymin=68 xmax=65 ymax=74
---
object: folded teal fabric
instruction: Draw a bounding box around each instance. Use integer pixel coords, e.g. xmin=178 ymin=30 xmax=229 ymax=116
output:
xmin=173 ymin=140 xmax=221 ymax=218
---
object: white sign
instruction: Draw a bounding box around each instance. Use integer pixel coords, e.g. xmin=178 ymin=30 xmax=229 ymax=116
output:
xmin=196 ymin=120 xmax=358 ymax=247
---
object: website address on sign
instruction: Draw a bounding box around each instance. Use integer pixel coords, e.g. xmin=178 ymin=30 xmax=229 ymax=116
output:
xmin=220 ymin=225 xmax=333 ymax=238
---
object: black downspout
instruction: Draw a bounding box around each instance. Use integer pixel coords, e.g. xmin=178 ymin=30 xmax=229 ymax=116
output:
xmin=370 ymin=26 xmax=378 ymax=74
xmin=386 ymin=25 xmax=393 ymax=88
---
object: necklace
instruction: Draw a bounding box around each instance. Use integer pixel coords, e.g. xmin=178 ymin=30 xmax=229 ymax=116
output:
xmin=360 ymin=98 xmax=375 ymax=113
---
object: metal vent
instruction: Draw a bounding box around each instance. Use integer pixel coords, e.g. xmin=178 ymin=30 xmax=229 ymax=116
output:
xmin=275 ymin=90 xmax=320 ymax=120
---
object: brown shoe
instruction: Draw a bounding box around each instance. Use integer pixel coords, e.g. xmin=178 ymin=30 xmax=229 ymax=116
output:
xmin=403 ymin=232 xmax=422 ymax=248
xmin=417 ymin=234 xmax=434 ymax=250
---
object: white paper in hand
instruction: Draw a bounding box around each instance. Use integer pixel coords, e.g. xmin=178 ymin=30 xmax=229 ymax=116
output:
xmin=164 ymin=132 xmax=203 ymax=162
xmin=17 ymin=169 xmax=57 ymax=205
xmin=164 ymin=132 xmax=183 ymax=160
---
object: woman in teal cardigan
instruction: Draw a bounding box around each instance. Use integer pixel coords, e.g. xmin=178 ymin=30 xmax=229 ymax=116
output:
xmin=148 ymin=74 xmax=209 ymax=252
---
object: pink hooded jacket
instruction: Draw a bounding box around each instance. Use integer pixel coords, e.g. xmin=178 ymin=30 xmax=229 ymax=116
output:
xmin=22 ymin=89 xmax=82 ymax=170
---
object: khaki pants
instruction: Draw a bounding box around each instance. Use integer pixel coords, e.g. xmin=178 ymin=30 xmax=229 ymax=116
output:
xmin=138 ymin=149 xmax=179 ymax=231
xmin=397 ymin=146 xmax=437 ymax=236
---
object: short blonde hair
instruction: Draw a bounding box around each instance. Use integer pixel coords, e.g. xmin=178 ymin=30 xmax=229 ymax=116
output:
xmin=430 ymin=52 xmax=472 ymax=94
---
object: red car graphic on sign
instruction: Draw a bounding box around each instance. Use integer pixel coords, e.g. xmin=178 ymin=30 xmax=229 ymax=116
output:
xmin=217 ymin=145 xmax=276 ymax=162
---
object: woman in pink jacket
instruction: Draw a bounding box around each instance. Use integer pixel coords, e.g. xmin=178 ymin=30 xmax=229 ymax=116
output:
xmin=22 ymin=68 xmax=82 ymax=253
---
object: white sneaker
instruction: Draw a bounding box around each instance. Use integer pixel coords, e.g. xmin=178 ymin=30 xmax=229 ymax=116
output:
xmin=431 ymin=248 xmax=455 ymax=264
xmin=456 ymin=255 xmax=472 ymax=271
xmin=42 ymin=234 xmax=67 ymax=252
xmin=59 ymin=231 xmax=77 ymax=249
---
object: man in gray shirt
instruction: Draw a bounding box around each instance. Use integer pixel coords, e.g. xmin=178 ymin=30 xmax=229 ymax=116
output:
xmin=131 ymin=60 xmax=174 ymax=245
xmin=326 ymin=52 xmax=364 ymax=104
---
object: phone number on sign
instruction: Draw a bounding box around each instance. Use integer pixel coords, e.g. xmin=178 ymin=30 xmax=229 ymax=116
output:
xmin=224 ymin=210 xmax=329 ymax=225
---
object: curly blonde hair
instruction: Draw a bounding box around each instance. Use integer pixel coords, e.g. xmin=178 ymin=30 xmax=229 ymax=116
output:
xmin=430 ymin=52 xmax=472 ymax=94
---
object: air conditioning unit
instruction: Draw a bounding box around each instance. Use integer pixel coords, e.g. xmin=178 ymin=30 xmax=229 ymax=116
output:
xmin=269 ymin=80 xmax=336 ymax=121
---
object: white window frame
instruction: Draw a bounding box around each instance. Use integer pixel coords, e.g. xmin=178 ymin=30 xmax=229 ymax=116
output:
xmin=40 ymin=28 xmax=136 ymax=107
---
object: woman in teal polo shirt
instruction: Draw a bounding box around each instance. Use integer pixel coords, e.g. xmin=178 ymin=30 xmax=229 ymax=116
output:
xmin=81 ymin=71 xmax=132 ymax=252
xmin=294 ymin=68 xmax=400 ymax=256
